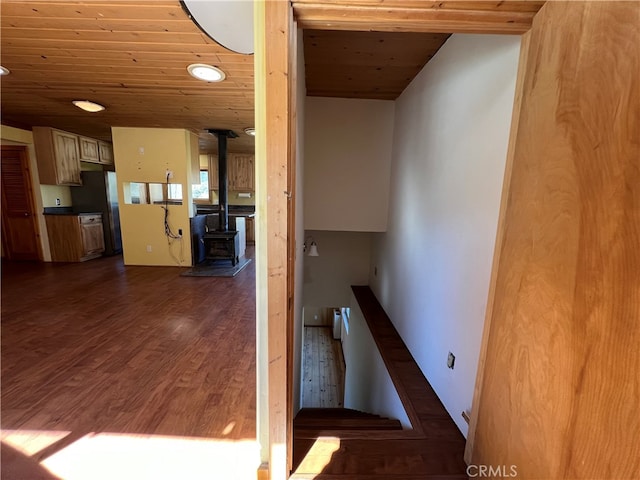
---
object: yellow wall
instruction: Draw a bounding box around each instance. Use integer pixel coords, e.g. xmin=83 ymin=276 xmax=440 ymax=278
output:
xmin=40 ymin=184 xmax=73 ymax=207
xmin=1 ymin=124 xmax=53 ymax=261
xmin=111 ymin=127 xmax=193 ymax=267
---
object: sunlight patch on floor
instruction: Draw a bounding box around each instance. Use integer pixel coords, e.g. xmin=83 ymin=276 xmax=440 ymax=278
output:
xmin=3 ymin=429 xmax=260 ymax=480
xmin=294 ymin=436 xmax=341 ymax=477
xmin=42 ymin=433 xmax=260 ymax=480
xmin=1 ymin=429 xmax=71 ymax=456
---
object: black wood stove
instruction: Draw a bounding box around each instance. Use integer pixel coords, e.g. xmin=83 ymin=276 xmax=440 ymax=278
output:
xmin=202 ymin=129 xmax=240 ymax=265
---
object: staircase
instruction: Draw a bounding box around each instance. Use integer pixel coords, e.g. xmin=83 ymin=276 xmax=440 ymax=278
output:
xmin=290 ymin=287 xmax=469 ymax=479
xmin=292 ymin=408 xmax=467 ymax=479
xmin=293 ymin=408 xmax=403 ymax=473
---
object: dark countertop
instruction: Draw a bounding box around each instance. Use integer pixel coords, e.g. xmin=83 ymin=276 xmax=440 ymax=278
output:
xmin=196 ymin=204 xmax=255 ymax=216
xmin=43 ymin=207 xmax=102 ymax=216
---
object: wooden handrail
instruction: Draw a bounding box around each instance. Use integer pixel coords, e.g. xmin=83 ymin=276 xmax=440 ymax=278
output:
xmin=351 ymin=285 xmax=463 ymax=440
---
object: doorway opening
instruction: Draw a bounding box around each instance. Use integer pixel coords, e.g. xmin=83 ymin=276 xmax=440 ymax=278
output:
xmin=301 ymin=306 xmax=347 ymax=408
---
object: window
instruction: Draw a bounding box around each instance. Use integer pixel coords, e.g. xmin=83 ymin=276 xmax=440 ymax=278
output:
xmin=123 ymin=182 xmax=183 ymax=205
xmin=192 ymin=170 xmax=209 ymax=200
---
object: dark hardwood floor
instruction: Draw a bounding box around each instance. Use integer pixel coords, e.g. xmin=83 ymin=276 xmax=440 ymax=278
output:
xmin=1 ymin=252 xmax=257 ymax=477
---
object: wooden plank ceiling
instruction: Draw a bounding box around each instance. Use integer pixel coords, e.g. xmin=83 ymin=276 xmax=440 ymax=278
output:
xmin=0 ymin=1 xmax=546 ymax=150
xmin=298 ymin=0 xmax=544 ymax=100
xmin=0 ymin=1 xmax=255 ymax=154
xmin=304 ymin=30 xmax=450 ymax=100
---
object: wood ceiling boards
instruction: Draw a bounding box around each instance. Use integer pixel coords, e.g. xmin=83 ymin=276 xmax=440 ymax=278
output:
xmin=299 ymin=1 xmax=544 ymax=100
xmin=0 ymin=1 xmax=255 ymax=154
xmin=304 ymin=29 xmax=450 ymax=100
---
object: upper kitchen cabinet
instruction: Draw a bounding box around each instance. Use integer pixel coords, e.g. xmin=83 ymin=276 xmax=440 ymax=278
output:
xmin=207 ymin=154 xmax=219 ymax=190
xmin=79 ymin=136 xmax=100 ymax=163
xmin=98 ymin=141 xmax=114 ymax=165
xmin=33 ymin=127 xmax=82 ymax=186
xmin=229 ymin=154 xmax=254 ymax=190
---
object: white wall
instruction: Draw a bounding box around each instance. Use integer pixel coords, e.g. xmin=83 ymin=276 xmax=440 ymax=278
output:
xmin=302 ymin=230 xmax=372 ymax=308
xmin=304 ymin=97 xmax=394 ymax=232
xmin=369 ymin=34 xmax=521 ymax=436
xmin=342 ymin=293 xmax=411 ymax=428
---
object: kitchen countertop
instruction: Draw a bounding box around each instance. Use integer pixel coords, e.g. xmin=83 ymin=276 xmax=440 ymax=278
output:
xmin=43 ymin=207 xmax=102 ymax=216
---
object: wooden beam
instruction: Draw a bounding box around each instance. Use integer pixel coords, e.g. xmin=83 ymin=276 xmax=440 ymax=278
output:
xmin=292 ymin=2 xmax=541 ymax=34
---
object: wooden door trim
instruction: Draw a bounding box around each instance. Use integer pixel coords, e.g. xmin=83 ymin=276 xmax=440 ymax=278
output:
xmin=0 ymin=145 xmax=43 ymax=261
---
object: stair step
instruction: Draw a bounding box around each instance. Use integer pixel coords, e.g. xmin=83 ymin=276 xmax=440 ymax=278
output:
xmin=295 ymin=417 xmax=403 ymax=430
xmin=295 ymin=408 xmax=384 ymax=420
xmin=293 ymin=437 xmax=467 ymax=478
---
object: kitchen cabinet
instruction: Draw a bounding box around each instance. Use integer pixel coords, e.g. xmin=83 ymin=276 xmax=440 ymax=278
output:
xmin=98 ymin=141 xmax=114 ymax=165
xmin=207 ymin=153 xmax=254 ymax=191
xmin=245 ymin=216 xmax=255 ymax=244
xmin=33 ymin=127 xmax=82 ymax=185
xmin=79 ymin=215 xmax=106 ymax=256
xmin=208 ymin=154 xmax=219 ymax=190
xmin=229 ymin=154 xmax=254 ymax=190
xmin=45 ymin=213 xmax=105 ymax=262
xmin=79 ymin=136 xmax=100 ymax=163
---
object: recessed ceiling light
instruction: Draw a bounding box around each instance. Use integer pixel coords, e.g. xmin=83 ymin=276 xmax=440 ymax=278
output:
xmin=243 ymin=127 xmax=256 ymax=136
xmin=72 ymin=100 xmax=106 ymax=113
xmin=187 ymin=63 xmax=225 ymax=82
xmin=0 ymin=66 xmax=10 ymax=75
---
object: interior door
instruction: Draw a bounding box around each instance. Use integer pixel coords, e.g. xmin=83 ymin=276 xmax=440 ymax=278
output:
xmin=1 ymin=145 xmax=42 ymax=261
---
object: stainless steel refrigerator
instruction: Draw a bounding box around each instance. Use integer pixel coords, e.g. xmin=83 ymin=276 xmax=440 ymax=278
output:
xmin=71 ymin=170 xmax=122 ymax=255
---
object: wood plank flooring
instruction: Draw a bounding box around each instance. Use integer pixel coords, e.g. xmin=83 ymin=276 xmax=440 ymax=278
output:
xmin=1 ymin=252 xmax=257 ymax=477
xmin=302 ymin=327 xmax=345 ymax=409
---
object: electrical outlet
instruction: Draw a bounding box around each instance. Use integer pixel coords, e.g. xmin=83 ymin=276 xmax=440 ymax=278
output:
xmin=138 ymin=147 xmax=145 ymax=155
xmin=165 ymin=169 xmax=173 ymax=179
xmin=55 ymin=198 xmax=61 ymax=206
xmin=447 ymin=352 xmax=456 ymax=370
xmin=146 ymin=245 xmax=152 ymax=252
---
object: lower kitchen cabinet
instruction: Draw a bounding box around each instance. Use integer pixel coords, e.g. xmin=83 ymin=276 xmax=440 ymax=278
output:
xmin=46 ymin=214 xmax=105 ymax=262
xmin=245 ymin=216 xmax=255 ymax=244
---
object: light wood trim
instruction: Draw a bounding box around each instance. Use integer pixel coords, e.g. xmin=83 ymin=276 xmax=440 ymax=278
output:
xmin=464 ymin=28 xmax=531 ymax=465
xmin=258 ymin=0 xmax=295 ymax=478
xmin=286 ymin=11 xmax=298 ymax=475
xmin=293 ymin=0 xmax=544 ymax=12
xmin=293 ymin=2 xmax=540 ymax=34
xmin=257 ymin=463 xmax=269 ymax=480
